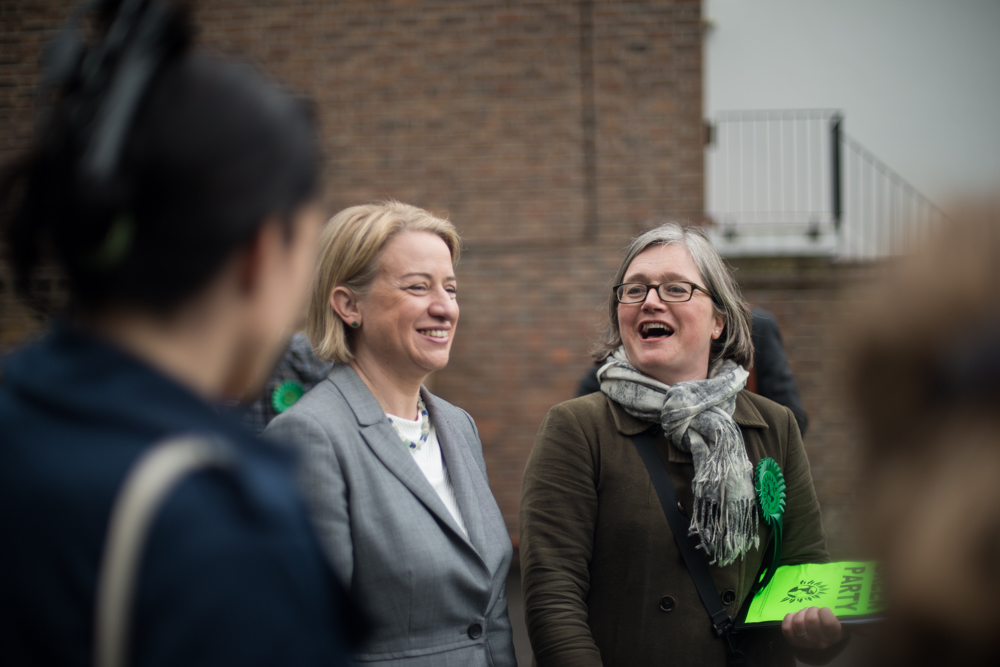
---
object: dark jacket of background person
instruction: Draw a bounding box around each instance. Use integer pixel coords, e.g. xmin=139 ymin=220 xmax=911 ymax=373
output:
xmin=749 ymin=308 xmax=808 ymax=436
xmin=0 ymin=326 xmax=359 ymax=666
xmin=576 ymin=307 xmax=809 ymax=435
xmin=242 ymin=331 xmax=334 ymax=433
xmin=264 ymin=363 xmax=515 ymax=667
xmin=519 ymin=390 xmax=829 ymax=667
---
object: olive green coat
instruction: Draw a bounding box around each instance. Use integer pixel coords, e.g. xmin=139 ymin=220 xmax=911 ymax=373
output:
xmin=519 ymin=390 xmax=829 ymax=666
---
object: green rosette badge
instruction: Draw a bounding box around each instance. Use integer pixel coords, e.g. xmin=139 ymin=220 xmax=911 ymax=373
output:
xmin=755 ymin=457 xmax=787 ymax=593
xmin=272 ymin=380 xmax=305 ymax=414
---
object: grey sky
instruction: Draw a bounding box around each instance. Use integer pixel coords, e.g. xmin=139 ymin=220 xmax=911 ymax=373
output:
xmin=704 ymin=0 xmax=1000 ymax=204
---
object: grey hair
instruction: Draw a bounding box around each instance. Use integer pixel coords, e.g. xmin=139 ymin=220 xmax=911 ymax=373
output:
xmin=593 ymin=222 xmax=754 ymax=370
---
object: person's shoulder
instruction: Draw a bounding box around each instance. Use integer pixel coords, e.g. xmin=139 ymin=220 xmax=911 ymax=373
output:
xmin=263 ymin=369 xmax=368 ymax=456
xmin=140 ymin=437 xmax=354 ymax=660
xmin=736 ymin=389 xmax=794 ymax=431
xmin=294 ymin=372 xmax=342 ymax=410
xmin=218 ymin=434 xmax=304 ymax=517
xmin=543 ymin=391 xmax=615 ymax=431
xmin=271 ymin=373 xmax=345 ymax=425
xmin=558 ymin=390 xmax=609 ymax=412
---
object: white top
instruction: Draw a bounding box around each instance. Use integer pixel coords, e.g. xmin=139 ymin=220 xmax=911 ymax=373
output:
xmin=388 ymin=413 xmax=468 ymax=537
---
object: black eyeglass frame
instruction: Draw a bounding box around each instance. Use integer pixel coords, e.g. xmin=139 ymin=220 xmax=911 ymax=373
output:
xmin=613 ymin=280 xmax=716 ymax=305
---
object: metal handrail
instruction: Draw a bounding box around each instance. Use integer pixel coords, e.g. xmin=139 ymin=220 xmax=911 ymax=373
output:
xmin=706 ymin=109 xmax=947 ymax=259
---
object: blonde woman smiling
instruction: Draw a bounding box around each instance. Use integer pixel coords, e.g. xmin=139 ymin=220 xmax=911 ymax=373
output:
xmin=265 ymin=202 xmax=516 ymax=667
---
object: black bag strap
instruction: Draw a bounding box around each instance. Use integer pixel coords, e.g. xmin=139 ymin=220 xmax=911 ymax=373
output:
xmin=631 ymin=427 xmax=734 ymax=638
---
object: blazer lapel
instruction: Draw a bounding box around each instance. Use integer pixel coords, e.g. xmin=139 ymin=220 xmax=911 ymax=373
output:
xmin=424 ymin=390 xmax=489 ymax=562
xmin=329 ymin=365 xmax=480 ymax=554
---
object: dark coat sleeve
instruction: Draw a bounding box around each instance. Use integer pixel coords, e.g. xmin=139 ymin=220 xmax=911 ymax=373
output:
xmin=519 ymin=403 xmax=604 ymax=667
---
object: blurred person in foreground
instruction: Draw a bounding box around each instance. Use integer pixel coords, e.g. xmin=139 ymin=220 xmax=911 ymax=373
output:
xmin=264 ymin=202 xmax=516 ymax=667
xmin=849 ymin=204 xmax=1000 ymax=666
xmin=520 ymin=223 xmax=843 ymax=666
xmin=0 ymin=1 xmax=358 ymax=664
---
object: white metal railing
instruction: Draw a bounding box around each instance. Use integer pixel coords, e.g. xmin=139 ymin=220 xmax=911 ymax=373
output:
xmin=706 ymin=109 xmax=947 ymax=259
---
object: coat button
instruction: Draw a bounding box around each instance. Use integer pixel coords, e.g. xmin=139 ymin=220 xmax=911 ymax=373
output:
xmin=722 ymin=589 xmax=736 ymax=605
xmin=677 ymin=501 xmax=685 ymax=515
xmin=659 ymin=595 xmax=676 ymax=612
xmin=467 ymin=623 xmax=483 ymax=639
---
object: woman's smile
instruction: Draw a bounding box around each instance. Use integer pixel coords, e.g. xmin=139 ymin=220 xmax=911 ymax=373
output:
xmin=418 ymin=327 xmax=451 ymax=341
xmin=637 ymin=321 xmax=675 ymax=340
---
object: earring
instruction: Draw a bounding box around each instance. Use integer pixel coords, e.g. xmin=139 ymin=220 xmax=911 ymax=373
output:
xmin=350 ymin=321 xmax=360 ymax=329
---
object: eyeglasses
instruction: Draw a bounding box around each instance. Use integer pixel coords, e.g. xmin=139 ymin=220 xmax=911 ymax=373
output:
xmin=613 ymin=281 xmax=714 ymax=305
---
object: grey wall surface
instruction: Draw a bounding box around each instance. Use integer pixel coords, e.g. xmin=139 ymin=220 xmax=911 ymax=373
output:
xmin=704 ymin=0 xmax=1000 ymax=204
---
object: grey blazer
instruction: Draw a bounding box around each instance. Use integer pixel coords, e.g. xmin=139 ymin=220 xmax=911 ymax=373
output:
xmin=264 ymin=364 xmax=516 ymax=667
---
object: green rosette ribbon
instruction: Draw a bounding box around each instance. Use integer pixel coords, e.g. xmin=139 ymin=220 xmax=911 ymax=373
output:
xmin=755 ymin=457 xmax=787 ymax=593
xmin=271 ymin=380 xmax=305 ymax=414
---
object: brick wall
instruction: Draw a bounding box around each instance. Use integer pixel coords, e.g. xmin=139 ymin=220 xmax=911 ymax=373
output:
xmin=0 ymin=1 xmax=73 ymax=346
xmin=1 ymin=1 xmax=868 ymax=557
xmin=194 ymin=0 xmax=706 ymax=544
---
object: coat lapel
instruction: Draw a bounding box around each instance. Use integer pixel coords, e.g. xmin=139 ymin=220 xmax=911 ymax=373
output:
xmin=423 ymin=390 xmax=489 ymax=563
xmin=328 ymin=365 xmax=482 ymax=558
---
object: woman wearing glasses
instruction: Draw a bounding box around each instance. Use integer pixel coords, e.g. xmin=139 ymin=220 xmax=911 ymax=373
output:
xmin=519 ymin=223 xmax=844 ymax=666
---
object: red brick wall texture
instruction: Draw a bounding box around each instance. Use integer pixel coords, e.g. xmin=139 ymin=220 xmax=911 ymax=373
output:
xmin=0 ymin=1 xmax=862 ymax=555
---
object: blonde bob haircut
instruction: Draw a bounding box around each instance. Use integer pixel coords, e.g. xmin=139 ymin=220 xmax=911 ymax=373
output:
xmin=594 ymin=222 xmax=754 ymax=371
xmin=308 ymin=201 xmax=461 ymax=363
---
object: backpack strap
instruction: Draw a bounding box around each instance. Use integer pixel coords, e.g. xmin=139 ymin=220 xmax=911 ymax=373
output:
xmin=94 ymin=436 xmax=233 ymax=667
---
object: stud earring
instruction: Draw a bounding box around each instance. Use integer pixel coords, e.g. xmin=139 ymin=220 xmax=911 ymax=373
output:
xmin=350 ymin=321 xmax=360 ymax=329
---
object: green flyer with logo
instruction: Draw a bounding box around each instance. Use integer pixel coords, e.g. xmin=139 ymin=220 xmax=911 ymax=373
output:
xmin=739 ymin=561 xmax=884 ymax=626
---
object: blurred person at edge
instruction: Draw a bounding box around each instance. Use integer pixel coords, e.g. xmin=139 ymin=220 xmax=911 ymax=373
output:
xmin=520 ymin=223 xmax=846 ymax=666
xmin=849 ymin=204 xmax=1000 ymax=666
xmin=0 ymin=1 xmax=360 ymax=665
xmin=264 ymin=202 xmax=517 ymax=667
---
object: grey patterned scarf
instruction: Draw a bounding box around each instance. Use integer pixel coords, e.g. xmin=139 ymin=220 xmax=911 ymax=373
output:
xmin=598 ymin=346 xmax=757 ymax=566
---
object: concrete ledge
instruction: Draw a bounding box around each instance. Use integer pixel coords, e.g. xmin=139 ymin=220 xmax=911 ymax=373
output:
xmin=708 ymin=225 xmax=839 ymax=258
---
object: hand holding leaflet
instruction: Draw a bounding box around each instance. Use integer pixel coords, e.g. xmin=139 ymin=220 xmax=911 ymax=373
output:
xmin=739 ymin=561 xmax=884 ymax=627
xmin=781 ymin=606 xmax=843 ymax=651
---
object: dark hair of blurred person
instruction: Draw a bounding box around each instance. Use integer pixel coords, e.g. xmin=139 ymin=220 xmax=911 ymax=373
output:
xmin=0 ymin=1 xmax=359 ymax=664
xmin=849 ymin=204 xmax=1000 ymax=666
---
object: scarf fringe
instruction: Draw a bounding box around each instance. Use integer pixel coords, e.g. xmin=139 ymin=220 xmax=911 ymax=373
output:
xmin=684 ymin=416 xmax=758 ymax=565
xmin=689 ymin=497 xmax=759 ymax=566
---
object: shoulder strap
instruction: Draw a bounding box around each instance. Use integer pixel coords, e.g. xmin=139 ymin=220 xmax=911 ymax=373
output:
xmin=631 ymin=427 xmax=734 ymax=637
xmin=94 ymin=436 xmax=234 ymax=667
